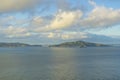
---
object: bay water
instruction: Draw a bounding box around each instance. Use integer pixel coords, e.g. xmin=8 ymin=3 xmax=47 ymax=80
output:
xmin=0 ymin=47 xmax=120 ymax=80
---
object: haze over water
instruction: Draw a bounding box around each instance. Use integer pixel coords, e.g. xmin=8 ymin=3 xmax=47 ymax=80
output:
xmin=0 ymin=47 xmax=120 ymax=80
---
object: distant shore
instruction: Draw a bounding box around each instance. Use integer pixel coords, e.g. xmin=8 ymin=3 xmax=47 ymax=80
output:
xmin=0 ymin=41 xmax=112 ymax=48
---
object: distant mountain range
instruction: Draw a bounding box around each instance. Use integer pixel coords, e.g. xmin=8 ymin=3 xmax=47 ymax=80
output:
xmin=49 ymin=41 xmax=110 ymax=48
xmin=0 ymin=41 xmax=111 ymax=48
xmin=0 ymin=43 xmax=42 ymax=47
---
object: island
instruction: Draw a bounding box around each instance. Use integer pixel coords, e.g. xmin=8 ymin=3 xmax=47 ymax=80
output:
xmin=0 ymin=42 xmax=42 ymax=47
xmin=49 ymin=41 xmax=109 ymax=48
xmin=0 ymin=41 xmax=110 ymax=48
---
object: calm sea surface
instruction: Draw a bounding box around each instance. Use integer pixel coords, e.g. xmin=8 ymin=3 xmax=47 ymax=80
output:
xmin=0 ymin=47 xmax=120 ymax=80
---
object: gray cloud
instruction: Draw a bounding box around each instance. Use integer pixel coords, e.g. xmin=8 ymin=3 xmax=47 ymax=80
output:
xmin=0 ymin=0 xmax=41 ymax=13
xmin=0 ymin=0 xmax=120 ymax=44
xmin=0 ymin=0 xmax=73 ymax=13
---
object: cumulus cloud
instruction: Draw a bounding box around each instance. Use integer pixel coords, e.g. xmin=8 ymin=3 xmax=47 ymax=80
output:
xmin=0 ymin=0 xmax=120 ymax=43
xmin=42 ymin=31 xmax=88 ymax=40
xmin=35 ymin=10 xmax=83 ymax=32
xmin=2 ymin=26 xmax=31 ymax=38
xmin=1 ymin=0 xmax=120 ymax=31
xmin=31 ymin=0 xmax=120 ymax=32
xmin=79 ymin=5 xmax=120 ymax=29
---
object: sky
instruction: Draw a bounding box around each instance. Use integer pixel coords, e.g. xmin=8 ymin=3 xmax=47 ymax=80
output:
xmin=0 ymin=0 xmax=120 ymax=44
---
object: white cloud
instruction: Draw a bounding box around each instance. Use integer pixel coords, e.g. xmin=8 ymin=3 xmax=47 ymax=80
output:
xmin=79 ymin=1 xmax=120 ymax=29
xmin=80 ymin=7 xmax=120 ymax=28
xmin=3 ymin=26 xmax=31 ymax=38
xmin=43 ymin=31 xmax=88 ymax=40
xmin=0 ymin=0 xmax=120 ymax=41
xmin=35 ymin=10 xmax=83 ymax=32
xmin=32 ymin=1 xmax=120 ymax=32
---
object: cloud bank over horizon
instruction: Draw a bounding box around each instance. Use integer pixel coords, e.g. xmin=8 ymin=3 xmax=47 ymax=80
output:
xmin=0 ymin=0 xmax=120 ymax=44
